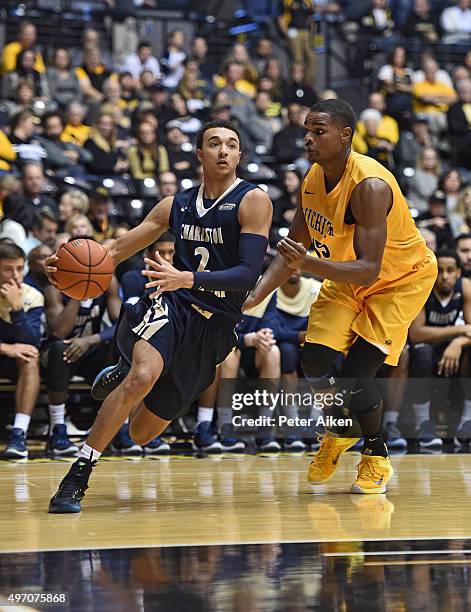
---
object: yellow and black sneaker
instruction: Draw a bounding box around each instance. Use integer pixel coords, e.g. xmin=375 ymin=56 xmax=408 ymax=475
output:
xmin=351 ymin=454 xmax=393 ymax=494
xmin=307 ymin=432 xmax=361 ymax=485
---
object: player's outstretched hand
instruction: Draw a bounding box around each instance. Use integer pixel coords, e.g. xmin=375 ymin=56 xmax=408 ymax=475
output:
xmin=144 ymin=252 xmax=194 ymax=298
xmin=277 ymin=238 xmax=307 ymax=269
xmin=45 ymin=253 xmax=59 ymax=286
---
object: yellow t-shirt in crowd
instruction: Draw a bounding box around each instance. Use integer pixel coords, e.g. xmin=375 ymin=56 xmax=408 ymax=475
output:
xmin=412 ymin=80 xmax=456 ymax=114
xmin=1 ymin=41 xmax=45 ymax=74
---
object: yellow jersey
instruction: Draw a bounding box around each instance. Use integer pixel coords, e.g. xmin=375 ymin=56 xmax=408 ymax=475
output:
xmin=302 ymin=151 xmax=430 ymax=282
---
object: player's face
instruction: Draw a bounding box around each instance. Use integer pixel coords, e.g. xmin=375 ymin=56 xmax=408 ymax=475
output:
xmin=148 ymin=241 xmax=175 ymax=264
xmin=0 ymin=258 xmax=24 ymax=287
xmin=436 ymin=257 xmax=460 ymax=295
xmin=457 ymin=239 xmax=471 ymax=272
xmin=197 ymin=128 xmax=241 ymax=176
xmin=304 ymin=113 xmax=352 ymax=165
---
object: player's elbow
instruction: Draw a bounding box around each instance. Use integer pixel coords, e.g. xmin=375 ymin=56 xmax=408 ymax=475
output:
xmin=361 ymin=265 xmax=380 ymax=287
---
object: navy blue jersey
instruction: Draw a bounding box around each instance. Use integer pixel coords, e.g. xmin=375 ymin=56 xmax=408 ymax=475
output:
xmin=170 ymin=178 xmax=259 ymax=321
xmin=63 ymin=294 xmax=107 ymax=339
xmin=425 ymin=278 xmax=464 ymax=327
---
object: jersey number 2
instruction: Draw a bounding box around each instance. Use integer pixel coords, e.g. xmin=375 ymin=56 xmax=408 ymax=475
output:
xmin=194 ymin=246 xmax=210 ymax=271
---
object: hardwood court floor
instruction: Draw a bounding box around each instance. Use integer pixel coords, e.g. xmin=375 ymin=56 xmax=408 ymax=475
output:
xmin=1 ymin=453 xmax=471 ymax=553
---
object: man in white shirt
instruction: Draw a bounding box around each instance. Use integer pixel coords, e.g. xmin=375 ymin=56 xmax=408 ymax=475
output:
xmin=122 ymin=41 xmax=161 ymax=80
xmin=441 ymin=0 xmax=471 ymax=44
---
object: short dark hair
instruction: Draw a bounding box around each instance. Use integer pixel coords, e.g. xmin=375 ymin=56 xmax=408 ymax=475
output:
xmin=0 ymin=242 xmax=25 ymax=262
xmin=456 ymin=233 xmax=471 ymax=246
xmin=148 ymin=231 xmax=175 ymax=252
xmin=196 ymin=120 xmax=242 ymax=150
xmin=436 ymin=249 xmax=461 ymax=268
xmin=308 ymin=99 xmax=356 ymax=135
xmin=33 ymin=208 xmax=58 ymax=230
xmin=137 ymin=40 xmax=152 ymax=51
xmin=42 ymin=110 xmax=63 ymax=129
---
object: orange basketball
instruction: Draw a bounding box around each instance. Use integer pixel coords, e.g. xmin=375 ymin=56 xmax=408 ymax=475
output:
xmin=53 ymin=239 xmax=114 ymax=300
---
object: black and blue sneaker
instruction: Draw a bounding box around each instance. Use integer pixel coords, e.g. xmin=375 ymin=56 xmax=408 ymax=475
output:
xmin=220 ymin=424 xmax=246 ymax=452
xmin=454 ymin=420 xmax=471 ymax=447
xmin=48 ymin=424 xmax=79 ymax=456
xmin=91 ymin=358 xmax=129 ymax=401
xmin=417 ymin=421 xmax=443 ymax=449
xmin=48 ymin=457 xmax=96 ymax=513
xmin=4 ymin=428 xmax=28 ymax=459
xmin=256 ymin=435 xmax=281 ymax=453
xmin=111 ymin=423 xmax=142 ymax=455
xmin=144 ymin=436 xmax=171 ymax=455
xmin=192 ymin=421 xmax=222 ymax=453
xmin=384 ymin=422 xmax=407 ymax=450
xmin=283 ymin=437 xmax=306 ymax=452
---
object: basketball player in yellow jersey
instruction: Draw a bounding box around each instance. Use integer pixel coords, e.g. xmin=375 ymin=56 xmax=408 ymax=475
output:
xmin=245 ymin=99 xmax=437 ymax=494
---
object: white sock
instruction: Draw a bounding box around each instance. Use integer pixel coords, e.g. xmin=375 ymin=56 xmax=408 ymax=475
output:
xmin=49 ymin=404 xmax=65 ymax=428
xmin=79 ymin=443 xmax=101 ymax=462
xmin=459 ymin=399 xmax=471 ymax=427
xmin=412 ymin=401 xmax=430 ymax=427
xmin=13 ymin=413 xmax=31 ymax=433
xmin=384 ymin=410 xmax=399 ymax=425
xmin=197 ymin=407 xmax=214 ymax=425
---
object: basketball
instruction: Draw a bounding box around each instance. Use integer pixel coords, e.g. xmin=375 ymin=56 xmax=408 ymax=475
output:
xmin=53 ymin=238 xmax=114 ymax=300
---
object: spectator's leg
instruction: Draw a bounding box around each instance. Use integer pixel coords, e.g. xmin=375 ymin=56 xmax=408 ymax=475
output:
xmin=44 ymin=340 xmax=72 ymax=429
xmin=300 ymin=29 xmax=317 ymax=85
xmin=217 ymin=350 xmax=241 ymax=433
xmin=14 ymin=356 xmax=40 ymax=433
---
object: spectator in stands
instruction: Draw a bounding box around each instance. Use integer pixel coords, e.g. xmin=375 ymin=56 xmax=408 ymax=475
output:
xmin=272 ymin=102 xmax=308 ymax=170
xmin=72 ymin=27 xmax=114 ymax=71
xmin=406 ymin=147 xmax=441 ymax=213
xmin=440 ymin=169 xmax=464 ymax=214
xmin=3 ymin=81 xmax=37 ymax=121
xmin=191 ymin=36 xmax=218 ymax=83
xmin=361 ymin=0 xmax=396 ymax=37
xmin=118 ymin=72 xmax=141 ymax=115
xmin=412 ymin=58 xmax=457 ymax=134
xmin=161 ymin=30 xmax=186 ymax=90
xmin=356 ymin=91 xmax=399 ymax=147
xmin=139 ymin=69 xmax=159 ymax=98
xmin=414 ymin=51 xmax=454 ymax=89
xmin=378 ymin=45 xmax=414 ymax=125
xmin=276 ymin=270 xmax=322 ymax=450
xmin=127 ymin=120 xmax=169 ymax=180
xmin=224 ymin=43 xmax=258 ymax=93
xmin=277 ymin=0 xmax=316 ymax=85
xmin=450 ymin=186 xmax=471 ymax=236
xmin=247 ymin=91 xmax=283 ymax=152
xmin=217 ymin=61 xmax=256 ymax=124
xmin=3 ymin=162 xmax=57 ymax=232
xmin=416 ymin=191 xmax=454 ymax=249
xmin=409 ymin=249 xmax=471 ymax=449
xmin=403 ymin=0 xmax=441 ymax=42
xmin=0 ymin=175 xmax=20 ymax=220
xmin=158 ymin=171 xmax=178 ymax=198
xmin=25 ymin=243 xmax=52 ymax=294
xmin=1 ymin=22 xmax=45 ymax=76
xmin=2 ymin=49 xmax=49 ymax=102
xmin=440 ymin=0 xmax=471 ymax=44
xmin=22 ymin=208 xmax=58 ymax=255
xmin=252 ymin=38 xmax=275 ymax=77
xmin=38 ymin=111 xmax=90 ymax=177
xmin=64 ymin=213 xmax=94 ymax=239
xmin=395 ymin=116 xmax=432 ymax=172
xmin=42 ymin=267 xmax=120 ymax=455
xmin=99 ymin=103 xmax=132 ymax=145
xmin=354 ymin=108 xmax=395 ymax=169
xmin=83 ymin=112 xmax=128 ymax=176
xmin=101 ymin=78 xmax=131 ymax=127
xmin=47 ymin=48 xmax=82 ymax=110
xmin=76 ymin=47 xmax=113 ymax=102
xmin=0 ymin=242 xmax=43 ymax=458
xmin=456 ymin=232 xmax=471 ymax=277
xmin=177 ymin=71 xmax=208 ymax=114
xmin=9 ymin=111 xmax=45 ymax=169
xmin=60 ymin=102 xmax=91 ymax=148
xmin=166 ymin=92 xmax=202 ymax=140
xmin=420 ymin=226 xmax=438 ymax=252
xmin=282 ymin=61 xmax=318 ymax=109
xmin=452 ymin=65 xmax=471 ymax=87
xmin=447 ymin=79 xmax=471 ymax=170
xmin=87 ymin=186 xmax=117 ymax=242
xmin=264 ymin=58 xmax=288 ymax=103
xmin=122 ymin=40 xmax=161 ymax=81
xmin=164 ymin=125 xmax=198 ymax=180
xmin=272 ymin=169 xmax=302 ymax=239
xmin=57 ymin=190 xmax=89 ymax=233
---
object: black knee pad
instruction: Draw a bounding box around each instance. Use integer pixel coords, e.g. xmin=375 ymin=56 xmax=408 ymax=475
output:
xmin=301 ymin=343 xmax=340 ymax=389
xmin=409 ymin=343 xmax=434 ymax=378
xmin=45 ymin=340 xmax=70 ymax=392
xmin=349 ymin=379 xmax=382 ymax=414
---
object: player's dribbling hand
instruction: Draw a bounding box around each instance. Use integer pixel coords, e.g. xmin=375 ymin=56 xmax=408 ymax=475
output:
xmin=277 ymin=238 xmax=307 ymax=269
xmin=45 ymin=253 xmax=59 ymax=286
xmin=144 ymin=252 xmax=194 ymax=298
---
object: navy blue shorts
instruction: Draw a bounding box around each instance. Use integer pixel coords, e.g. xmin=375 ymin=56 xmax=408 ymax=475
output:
xmin=115 ymin=292 xmax=237 ymax=420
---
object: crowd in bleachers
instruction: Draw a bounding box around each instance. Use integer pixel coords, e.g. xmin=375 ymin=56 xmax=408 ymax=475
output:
xmin=1 ymin=1 xmax=471 ymax=459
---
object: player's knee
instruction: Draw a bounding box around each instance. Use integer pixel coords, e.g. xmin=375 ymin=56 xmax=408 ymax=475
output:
xmin=220 ymin=349 xmax=240 ymax=377
xmin=280 ymin=342 xmax=299 ymax=374
xmin=17 ymin=355 xmax=39 ymax=373
xmin=128 ymin=421 xmax=153 ymax=446
xmin=123 ymin=366 xmax=158 ymax=396
xmin=47 ymin=340 xmax=67 ymax=363
xmin=301 ymin=343 xmax=337 ymax=387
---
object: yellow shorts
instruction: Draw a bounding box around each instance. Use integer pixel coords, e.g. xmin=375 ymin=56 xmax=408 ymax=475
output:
xmin=306 ymin=254 xmax=437 ymax=366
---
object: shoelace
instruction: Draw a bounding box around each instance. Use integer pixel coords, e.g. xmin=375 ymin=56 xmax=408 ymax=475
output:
xmin=103 ymin=369 xmax=122 ymax=384
xmin=358 ymin=456 xmax=383 ymax=481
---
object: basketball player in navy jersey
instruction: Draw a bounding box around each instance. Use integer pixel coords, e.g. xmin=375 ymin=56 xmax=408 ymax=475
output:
xmin=47 ymin=121 xmax=272 ymax=513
